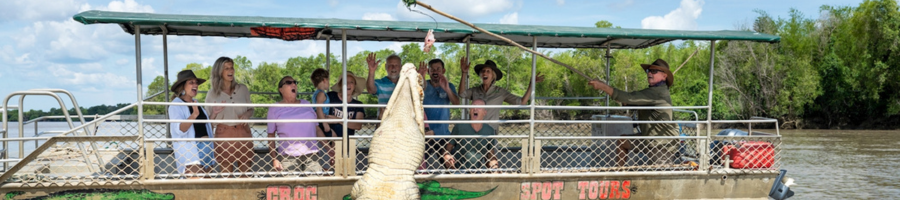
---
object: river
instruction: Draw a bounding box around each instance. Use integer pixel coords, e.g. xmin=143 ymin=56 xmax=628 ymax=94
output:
xmin=2 ymin=122 xmax=898 ymax=199
xmin=779 ymin=129 xmax=900 ymax=199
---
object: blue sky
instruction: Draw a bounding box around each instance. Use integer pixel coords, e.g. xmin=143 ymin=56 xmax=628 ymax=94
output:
xmin=0 ymin=0 xmax=863 ymax=110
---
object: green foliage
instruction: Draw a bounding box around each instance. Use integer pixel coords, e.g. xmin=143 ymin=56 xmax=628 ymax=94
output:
xmin=6 ymin=103 xmax=136 ymax=122
xmin=811 ymin=0 xmax=900 ymax=127
xmin=15 ymin=0 xmax=897 ymax=129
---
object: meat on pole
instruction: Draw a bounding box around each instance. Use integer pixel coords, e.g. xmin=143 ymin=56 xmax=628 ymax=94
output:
xmin=407 ymin=0 xmax=601 ymax=82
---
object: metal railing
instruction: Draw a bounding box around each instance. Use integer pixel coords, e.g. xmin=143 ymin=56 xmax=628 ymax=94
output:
xmin=1 ymin=98 xmax=782 ymax=185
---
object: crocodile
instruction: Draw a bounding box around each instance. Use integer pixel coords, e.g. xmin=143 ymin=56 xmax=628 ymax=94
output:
xmin=351 ymin=63 xmax=426 ymax=200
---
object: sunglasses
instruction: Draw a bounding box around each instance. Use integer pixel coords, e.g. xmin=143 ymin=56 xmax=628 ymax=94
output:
xmin=282 ymin=80 xmax=297 ymax=85
xmin=645 ymin=69 xmax=664 ymax=74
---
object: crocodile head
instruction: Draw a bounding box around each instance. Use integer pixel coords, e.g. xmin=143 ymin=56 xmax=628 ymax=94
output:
xmin=380 ymin=63 xmax=425 ymax=135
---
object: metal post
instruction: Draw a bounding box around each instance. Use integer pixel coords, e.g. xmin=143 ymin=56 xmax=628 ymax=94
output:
xmin=529 ymin=36 xmax=537 ymax=174
xmin=707 ymin=41 xmax=715 ymax=123
xmin=1 ymin=100 xmax=6 ymax=170
xmin=135 ymin=25 xmax=147 ymax=176
xmin=34 ymin=121 xmax=38 ymax=148
xmin=605 ymin=44 xmax=611 ymax=116
xmin=163 ymin=26 xmax=171 ymax=139
xmin=144 ymin=142 xmax=155 ymax=180
xmin=326 ymin=39 xmax=331 ymax=73
xmin=340 ymin=29 xmax=348 ymax=175
xmin=462 ymin=41 xmax=470 ymax=119
xmin=701 ymin=40 xmax=716 ymax=171
xmin=17 ymin=98 xmax=23 ymax=159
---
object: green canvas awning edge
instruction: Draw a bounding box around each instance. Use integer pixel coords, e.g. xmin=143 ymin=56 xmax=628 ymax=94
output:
xmin=73 ymin=10 xmax=780 ymax=49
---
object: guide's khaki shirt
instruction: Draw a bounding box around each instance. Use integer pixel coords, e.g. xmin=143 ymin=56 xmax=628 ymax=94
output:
xmin=612 ymin=85 xmax=678 ymax=147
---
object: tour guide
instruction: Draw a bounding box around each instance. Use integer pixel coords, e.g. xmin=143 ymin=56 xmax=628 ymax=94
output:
xmin=588 ymin=59 xmax=679 ymax=166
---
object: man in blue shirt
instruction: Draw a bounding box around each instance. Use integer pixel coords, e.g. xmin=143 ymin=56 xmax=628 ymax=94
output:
xmin=423 ymin=58 xmax=461 ymax=135
xmin=366 ymin=53 xmax=403 ymax=120
xmin=423 ymin=58 xmax=461 ymax=168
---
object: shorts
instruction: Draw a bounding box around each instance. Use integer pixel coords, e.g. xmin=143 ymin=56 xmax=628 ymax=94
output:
xmin=214 ymin=124 xmax=254 ymax=164
xmin=198 ymin=141 xmax=216 ymax=167
xmin=277 ymin=154 xmax=323 ymax=173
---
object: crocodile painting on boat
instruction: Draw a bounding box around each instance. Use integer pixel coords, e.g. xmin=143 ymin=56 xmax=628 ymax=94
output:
xmin=344 ymin=180 xmax=496 ymax=200
xmin=3 ymin=189 xmax=174 ymax=200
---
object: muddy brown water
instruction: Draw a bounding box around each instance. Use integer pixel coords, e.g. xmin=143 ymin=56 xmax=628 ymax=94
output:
xmin=777 ymin=129 xmax=900 ymax=199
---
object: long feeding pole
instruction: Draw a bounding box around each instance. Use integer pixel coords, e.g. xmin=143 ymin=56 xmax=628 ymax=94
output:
xmin=411 ymin=1 xmax=596 ymax=81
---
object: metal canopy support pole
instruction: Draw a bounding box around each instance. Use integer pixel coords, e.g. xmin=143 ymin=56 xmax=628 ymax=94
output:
xmin=528 ymin=36 xmax=537 ymax=174
xmin=135 ymin=25 xmax=147 ymax=177
xmin=462 ymin=41 xmax=470 ymax=119
xmin=1 ymin=99 xmax=6 ymax=170
xmin=605 ymin=44 xmax=611 ymax=116
xmin=701 ymin=40 xmax=716 ymax=171
xmin=339 ymin=29 xmax=348 ymax=177
xmin=162 ymin=26 xmax=171 ymax=139
xmin=326 ymin=39 xmax=331 ymax=73
xmin=17 ymin=98 xmax=23 ymax=160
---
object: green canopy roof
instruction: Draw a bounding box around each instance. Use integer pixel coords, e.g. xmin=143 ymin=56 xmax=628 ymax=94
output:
xmin=73 ymin=10 xmax=779 ymax=49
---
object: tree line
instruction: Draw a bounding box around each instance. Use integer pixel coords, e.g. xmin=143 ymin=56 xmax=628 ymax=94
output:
xmin=10 ymin=0 xmax=900 ymax=129
xmin=5 ymin=103 xmax=136 ymax=122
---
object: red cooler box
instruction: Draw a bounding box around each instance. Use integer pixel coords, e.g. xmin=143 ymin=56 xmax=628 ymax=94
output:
xmin=723 ymin=141 xmax=774 ymax=169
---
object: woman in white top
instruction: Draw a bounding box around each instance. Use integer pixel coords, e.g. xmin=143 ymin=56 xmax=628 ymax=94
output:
xmin=168 ymin=70 xmax=215 ymax=178
xmin=206 ymin=57 xmax=255 ymax=177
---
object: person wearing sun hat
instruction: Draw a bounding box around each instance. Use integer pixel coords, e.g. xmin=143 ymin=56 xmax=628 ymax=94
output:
xmin=167 ymin=70 xmax=215 ymax=178
xmin=321 ymin=72 xmax=367 ymax=170
xmin=588 ymin=58 xmax=678 ymax=167
xmin=458 ymin=59 xmax=544 ymax=130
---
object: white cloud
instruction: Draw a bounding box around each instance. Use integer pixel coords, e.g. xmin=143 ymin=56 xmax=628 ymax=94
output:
xmin=555 ymin=0 xmax=565 ymax=5
xmin=0 ymin=0 xmax=155 ymax=98
xmin=499 ymin=12 xmax=518 ymax=24
xmin=396 ymin=0 xmax=518 ymax=21
xmin=328 ymin=0 xmax=339 ymax=6
xmin=115 ymin=58 xmax=129 ymax=65
xmin=641 ymin=0 xmax=704 ymax=30
xmin=161 ymin=36 xmax=232 ymax=67
xmin=0 ymin=0 xmax=82 ymax=22
xmin=362 ymin=13 xmax=396 ymax=21
xmin=389 ymin=42 xmax=406 ymax=53
xmin=77 ymin=62 xmax=103 ymax=71
xmin=141 ymin=58 xmax=155 ymax=69
xmin=49 ymin=64 xmax=133 ymax=88
xmin=79 ymin=0 xmax=155 ymax=13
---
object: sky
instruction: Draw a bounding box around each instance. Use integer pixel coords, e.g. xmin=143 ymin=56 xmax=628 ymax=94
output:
xmin=0 ymin=0 xmax=865 ymax=111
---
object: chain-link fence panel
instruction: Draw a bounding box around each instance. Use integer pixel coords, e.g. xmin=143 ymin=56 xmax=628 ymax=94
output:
xmin=538 ymin=137 xmax=701 ymax=173
xmin=149 ymin=138 xmax=336 ymax=179
xmin=5 ymin=136 xmax=142 ymax=187
xmin=709 ymin=135 xmax=781 ymax=173
xmin=352 ymin=136 xmax=525 ymax=175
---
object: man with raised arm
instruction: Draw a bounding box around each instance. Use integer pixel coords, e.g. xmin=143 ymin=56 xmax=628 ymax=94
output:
xmin=588 ymin=58 xmax=678 ymax=167
xmin=366 ymin=53 xmax=402 ymax=120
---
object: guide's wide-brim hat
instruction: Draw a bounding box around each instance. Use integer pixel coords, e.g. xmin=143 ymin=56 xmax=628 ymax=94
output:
xmin=170 ymin=70 xmax=207 ymax=93
xmin=640 ymin=58 xmax=675 ymax=87
xmin=473 ymin=60 xmax=503 ymax=81
xmin=331 ymin=72 xmax=366 ymax=98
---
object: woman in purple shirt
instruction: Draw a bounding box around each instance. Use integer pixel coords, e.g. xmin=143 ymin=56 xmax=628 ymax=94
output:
xmin=267 ymin=76 xmax=324 ymax=174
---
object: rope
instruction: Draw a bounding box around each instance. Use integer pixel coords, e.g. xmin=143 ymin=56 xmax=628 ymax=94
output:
xmin=411 ymin=1 xmax=600 ymax=82
xmin=407 ymin=7 xmax=438 ymax=30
